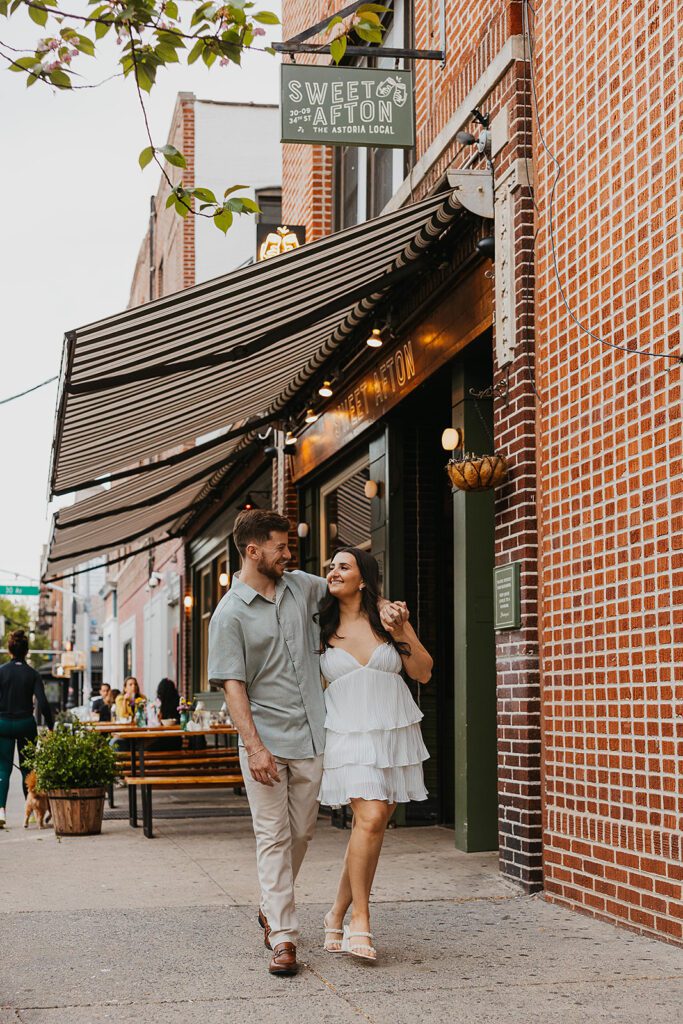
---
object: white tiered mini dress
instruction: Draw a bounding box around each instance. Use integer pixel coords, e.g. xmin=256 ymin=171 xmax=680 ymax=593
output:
xmin=318 ymin=642 xmax=429 ymax=807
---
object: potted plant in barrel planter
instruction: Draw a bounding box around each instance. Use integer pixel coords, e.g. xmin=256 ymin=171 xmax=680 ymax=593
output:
xmin=24 ymin=722 xmax=117 ymax=836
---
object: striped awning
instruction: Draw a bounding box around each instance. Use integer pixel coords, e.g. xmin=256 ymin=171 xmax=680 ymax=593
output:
xmin=44 ymin=190 xmax=465 ymax=576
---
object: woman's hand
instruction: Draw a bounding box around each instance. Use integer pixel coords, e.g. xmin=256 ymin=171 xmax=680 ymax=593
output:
xmin=379 ymin=600 xmax=409 ymax=636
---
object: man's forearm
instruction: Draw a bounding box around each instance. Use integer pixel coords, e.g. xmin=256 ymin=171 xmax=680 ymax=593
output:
xmin=223 ymin=680 xmax=264 ymax=753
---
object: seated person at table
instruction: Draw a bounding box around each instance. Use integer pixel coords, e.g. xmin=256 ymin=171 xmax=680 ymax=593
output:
xmin=91 ymin=682 xmax=113 ymax=722
xmin=156 ymin=678 xmax=180 ymax=723
xmin=115 ymin=676 xmax=145 ymax=721
xmin=149 ymin=678 xmax=183 ymax=752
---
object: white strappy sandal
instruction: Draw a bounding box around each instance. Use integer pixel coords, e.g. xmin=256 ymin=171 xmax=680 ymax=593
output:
xmin=323 ymin=913 xmax=345 ymax=953
xmin=341 ymin=924 xmax=377 ymax=962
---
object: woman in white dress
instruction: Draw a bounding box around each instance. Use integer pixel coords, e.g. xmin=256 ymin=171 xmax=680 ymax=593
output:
xmin=317 ymin=547 xmax=433 ymax=962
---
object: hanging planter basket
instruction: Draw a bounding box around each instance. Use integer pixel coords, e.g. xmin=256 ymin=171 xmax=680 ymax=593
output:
xmin=446 ymin=453 xmax=509 ymax=492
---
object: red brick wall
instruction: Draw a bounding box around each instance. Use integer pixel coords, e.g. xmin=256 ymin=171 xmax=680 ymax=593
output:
xmin=534 ymin=0 xmax=683 ymax=942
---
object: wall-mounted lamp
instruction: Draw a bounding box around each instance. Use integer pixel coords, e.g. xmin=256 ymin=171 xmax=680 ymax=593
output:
xmin=183 ymin=594 xmax=194 ymax=611
xmin=304 ymin=408 xmax=319 ymax=424
xmin=364 ymin=479 xmax=381 ymax=499
xmin=476 ymin=235 xmax=495 ymax=260
xmin=366 ymin=327 xmax=384 ymax=348
xmin=284 ymin=430 xmax=297 ymax=447
xmin=147 ymin=571 xmax=163 ymax=589
xmin=441 ymin=427 xmax=465 ymax=451
xmin=297 ymin=522 xmax=310 ymax=539
xmin=239 ymin=493 xmax=258 ymax=511
xmin=318 ymin=380 xmax=334 ymax=398
xmin=219 ymin=572 xmax=229 ymax=588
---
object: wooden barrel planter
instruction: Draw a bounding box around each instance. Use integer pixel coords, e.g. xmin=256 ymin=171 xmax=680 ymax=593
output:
xmin=47 ymin=788 xmax=106 ymax=836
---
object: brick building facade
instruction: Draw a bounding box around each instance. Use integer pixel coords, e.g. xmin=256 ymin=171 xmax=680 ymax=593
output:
xmin=279 ymin=0 xmax=682 ymax=944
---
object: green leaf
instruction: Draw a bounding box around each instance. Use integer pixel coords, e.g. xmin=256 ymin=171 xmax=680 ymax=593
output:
xmin=165 ymin=192 xmax=176 ymax=209
xmin=330 ymin=36 xmax=346 ymax=64
xmin=155 ymin=42 xmax=179 ymax=63
xmin=187 ymin=38 xmax=204 ymax=64
xmin=358 ymin=11 xmax=381 ymax=25
xmin=223 ymin=184 xmax=247 ymax=197
xmin=214 ymin=207 xmax=233 ymax=233
xmin=156 ymin=29 xmax=185 ymax=49
xmin=159 ymin=144 xmax=186 ymax=168
xmin=28 ymin=4 xmax=48 ymax=26
xmin=8 ymin=55 xmax=40 ymax=72
xmin=326 ymin=15 xmax=343 ymax=30
xmin=237 ymin=197 xmax=260 ymax=213
xmin=135 ymin=64 xmax=154 ymax=92
xmin=76 ymin=33 xmax=96 ymax=56
xmin=253 ymin=11 xmax=279 ymax=24
xmin=175 ymin=195 xmax=191 ymax=218
xmin=193 ymin=186 xmax=217 ymax=203
xmin=165 ymin=0 xmax=178 ymax=18
xmin=94 ymin=19 xmax=112 ymax=39
xmin=49 ymin=67 xmax=72 ymax=88
xmin=357 ymin=3 xmax=390 ymax=12
xmin=355 ymin=25 xmax=383 ymax=43
xmin=0 ymin=0 xmax=9 ymax=15
xmin=202 ymin=46 xmax=217 ymax=67
xmin=138 ymin=145 xmax=155 ymax=169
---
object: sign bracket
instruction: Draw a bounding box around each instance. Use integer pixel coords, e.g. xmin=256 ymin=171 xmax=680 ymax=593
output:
xmin=273 ymin=1 xmax=444 ymax=62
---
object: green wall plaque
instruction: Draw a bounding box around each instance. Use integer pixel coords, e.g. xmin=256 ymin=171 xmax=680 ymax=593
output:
xmin=281 ymin=64 xmax=415 ymax=148
xmin=493 ymin=562 xmax=521 ymax=631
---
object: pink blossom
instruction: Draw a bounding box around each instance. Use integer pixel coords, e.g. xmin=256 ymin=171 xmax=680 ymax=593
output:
xmin=219 ymin=57 xmax=230 ymax=66
xmin=253 ymin=26 xmax=266 ymax=37
xmin=63 ymin=53 xmax=72 ymax=64
xmin=49 ymin=39 xmax=60 ymax=50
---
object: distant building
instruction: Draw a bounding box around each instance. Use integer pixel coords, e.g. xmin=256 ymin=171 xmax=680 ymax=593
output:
xmin=102 ymin=93 xmax=281 ymax=697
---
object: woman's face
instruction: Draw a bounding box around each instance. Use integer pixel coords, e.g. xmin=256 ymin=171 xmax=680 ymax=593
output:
xmin=327 ymin=551 xmax=363 ymax=599
xmin=124 ymin=678 xmax=138 ymax=699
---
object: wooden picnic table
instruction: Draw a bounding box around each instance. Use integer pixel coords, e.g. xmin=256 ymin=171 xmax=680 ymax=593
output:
xmin=89 ymin=724 xmax=240 ymax=833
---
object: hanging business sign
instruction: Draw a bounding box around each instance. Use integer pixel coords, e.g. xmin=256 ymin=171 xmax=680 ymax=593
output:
xmin=281 ymin=64 xmax=414 ymax=148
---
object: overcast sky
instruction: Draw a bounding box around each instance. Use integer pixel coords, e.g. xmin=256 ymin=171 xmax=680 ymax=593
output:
xmin=0 ymin=4 xmax=281 ymax=585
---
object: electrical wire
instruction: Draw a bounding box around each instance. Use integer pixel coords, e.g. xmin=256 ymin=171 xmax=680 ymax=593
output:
xmin=524 ymin=0 xmax=682 ymax=368
xmin=0 ymin=376 xmax=57 ymax=406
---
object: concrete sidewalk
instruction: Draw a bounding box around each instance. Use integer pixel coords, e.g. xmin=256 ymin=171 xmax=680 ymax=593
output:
xmin=1 ymin=767 xmax=681 ymax=1024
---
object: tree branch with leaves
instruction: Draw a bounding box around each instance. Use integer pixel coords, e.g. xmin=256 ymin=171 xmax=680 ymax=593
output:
xmin=1 ymin=0 xmax=280 ymax=231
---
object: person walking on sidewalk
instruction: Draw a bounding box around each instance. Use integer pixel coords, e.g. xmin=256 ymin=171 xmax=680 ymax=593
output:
xmin=208 ymin=509 xmax=403 ymax=976
xmin=0 ymin=629 xmax=54 ymax=828
xmin=317 ymin=548 xmax=432 ymax=963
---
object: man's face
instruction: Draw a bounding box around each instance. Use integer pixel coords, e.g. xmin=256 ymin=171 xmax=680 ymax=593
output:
xmin=252 ymin=531 xmax=291 ymax=581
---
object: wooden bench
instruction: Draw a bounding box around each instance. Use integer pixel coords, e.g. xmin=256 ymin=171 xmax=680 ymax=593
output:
xmin=125 ymin=773 xmax=244 ymax=838
xmin=109 ymin=749 xmax=241 ymax=811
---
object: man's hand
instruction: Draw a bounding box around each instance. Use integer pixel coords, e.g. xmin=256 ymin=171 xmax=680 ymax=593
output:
xmin=380 ymin=600 xmax=409 ymax=636
xmin=247 ymin=747 xmax=281 ymax=786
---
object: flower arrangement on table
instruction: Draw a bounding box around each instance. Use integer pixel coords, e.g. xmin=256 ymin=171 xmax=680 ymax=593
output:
xmin=177 ymin=696 xmax=193 ymax=730
xmin=134 ymin=696 xmax=147 ymax=727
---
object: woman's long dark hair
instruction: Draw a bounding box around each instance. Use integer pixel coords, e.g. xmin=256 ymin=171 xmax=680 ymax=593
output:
xmin=316 ymin=547 xmax=410 ymax=656
xmin=157 ymin=678 xmax=180 ymax=720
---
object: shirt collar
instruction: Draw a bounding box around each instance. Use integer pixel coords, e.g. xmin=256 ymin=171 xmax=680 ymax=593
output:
xmin=230 ymin=574 xmax=291 ymax=605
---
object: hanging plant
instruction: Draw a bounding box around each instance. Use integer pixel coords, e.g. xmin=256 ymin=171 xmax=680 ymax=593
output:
xmin=446 ymin=453 xmax=508 ymax=492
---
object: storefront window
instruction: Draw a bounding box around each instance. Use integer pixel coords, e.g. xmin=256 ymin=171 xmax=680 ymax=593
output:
xmin=199 ymin=565 xmax=213 ymax=691
xmin=321 ymin=459 xmax=371 ymax=570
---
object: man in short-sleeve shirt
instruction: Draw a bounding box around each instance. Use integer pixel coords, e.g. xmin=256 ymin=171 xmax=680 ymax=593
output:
xmin=208 ymin=510 xmax=328 ymax=976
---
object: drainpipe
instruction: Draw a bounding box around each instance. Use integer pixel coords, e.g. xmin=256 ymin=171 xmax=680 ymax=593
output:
xmin=149 ymin=195 xmax=156 ymax=301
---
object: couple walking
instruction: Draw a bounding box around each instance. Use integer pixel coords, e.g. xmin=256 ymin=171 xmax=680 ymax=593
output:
xmin=208 ymin=509 xmax=432 ymax=975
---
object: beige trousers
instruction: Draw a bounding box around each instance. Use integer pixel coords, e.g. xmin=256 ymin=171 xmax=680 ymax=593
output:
xmin=239 ymin=748 xmax=323 ymax=948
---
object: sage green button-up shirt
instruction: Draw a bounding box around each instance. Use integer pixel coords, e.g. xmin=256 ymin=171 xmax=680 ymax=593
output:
xmin=207 ymin=570 xmax=328 ymax=759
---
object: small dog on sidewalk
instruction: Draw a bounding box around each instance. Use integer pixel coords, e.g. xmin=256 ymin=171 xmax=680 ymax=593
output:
xmin=24 ymin=771 xmax=52 ymax=829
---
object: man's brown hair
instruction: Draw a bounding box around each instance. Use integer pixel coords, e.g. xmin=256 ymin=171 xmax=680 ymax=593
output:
xmin=233 ymin=509 xmax=291 ymax=556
